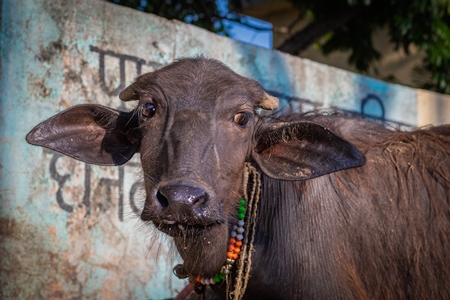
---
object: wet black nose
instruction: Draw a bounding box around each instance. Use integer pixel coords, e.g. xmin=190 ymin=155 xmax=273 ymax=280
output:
xmin=155 ymin=184 xmax=208 ymax=216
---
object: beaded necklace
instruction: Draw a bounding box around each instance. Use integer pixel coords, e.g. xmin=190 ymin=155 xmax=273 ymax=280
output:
xmin=196 ymin=198 xmax=247 ymax=286
xmin=173 ymin=163 xmax=261 ymax=300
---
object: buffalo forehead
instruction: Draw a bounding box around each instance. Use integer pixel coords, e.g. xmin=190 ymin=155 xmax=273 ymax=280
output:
xmin=157 ymin=76 xmax=258 ymax=107
xmin=135 ymin=60 xmax=263 ymax=108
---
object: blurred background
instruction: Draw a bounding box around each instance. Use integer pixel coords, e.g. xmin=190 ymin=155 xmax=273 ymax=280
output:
xmin=108 ymin=0 xmax=450 ymax=95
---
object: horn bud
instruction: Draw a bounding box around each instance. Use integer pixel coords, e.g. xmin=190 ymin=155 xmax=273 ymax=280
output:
xmin=119 ymin=85 xmax=137 ymax=101
xmin=258 ymin=92 xmax=279 ymax=110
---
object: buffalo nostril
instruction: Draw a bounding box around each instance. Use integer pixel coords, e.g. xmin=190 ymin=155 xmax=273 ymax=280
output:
xmin=157 ymin=185 xmax=208 ymax=209
xmin=156 ymin=190 xmax=169 ymax=208
xmin=192 ymin=194 xmax=207 ymax=206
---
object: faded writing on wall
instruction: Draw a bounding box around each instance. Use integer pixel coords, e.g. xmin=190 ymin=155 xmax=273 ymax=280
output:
xmin=45 ymin=46 xmax=401 ymax=220
xmin=46 ymin=149 xmax=141 ymax=221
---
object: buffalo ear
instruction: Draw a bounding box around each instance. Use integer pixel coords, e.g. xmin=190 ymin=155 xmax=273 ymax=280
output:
xmin=26 ymin=104 xmax=140 ymax=166
xmin=252 ymin=121 xmax=366 ymax=180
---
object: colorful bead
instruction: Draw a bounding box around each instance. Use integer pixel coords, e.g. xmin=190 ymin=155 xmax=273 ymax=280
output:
xmin=226 ymin=258 xmax=235 ymax=264
xmin=194 ymin=196 xmax=247 ymax=285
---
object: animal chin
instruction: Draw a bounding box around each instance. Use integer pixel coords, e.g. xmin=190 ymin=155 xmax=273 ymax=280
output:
xmin=172 ymin=222 xmax=229 ymax=277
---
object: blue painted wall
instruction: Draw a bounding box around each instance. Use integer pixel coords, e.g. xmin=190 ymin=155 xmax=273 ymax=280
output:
xmin=1 ymin=0 xmax=449 ymax=299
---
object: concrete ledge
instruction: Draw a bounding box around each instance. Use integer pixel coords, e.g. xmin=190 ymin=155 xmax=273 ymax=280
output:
xmin=417 ymin=89 xmax=450 ymax=127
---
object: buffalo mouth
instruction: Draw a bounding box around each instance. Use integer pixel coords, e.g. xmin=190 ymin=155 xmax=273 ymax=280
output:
xmin=153 ymin=220 xmax=223 ymax=238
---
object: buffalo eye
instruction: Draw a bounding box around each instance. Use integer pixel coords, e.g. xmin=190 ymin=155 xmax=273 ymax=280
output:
xmin=233 ymin=112 xmax=250 ymax=127
xmin=142 ymin=103 xmax=156 ymax=118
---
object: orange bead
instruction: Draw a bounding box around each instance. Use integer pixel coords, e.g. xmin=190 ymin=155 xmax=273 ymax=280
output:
xmin=230 ymin=238 xmax=236 ymax=245
xmin=232 ymin=253 xmax=239 ymax=260
xmin=197 ymin=276 xmax=201 ymax=283
xmin=227 ymin=251 xmax=234 ymax=259
xmin=228 ymin=245 xmax=235 ymax=252
xmin=233 ymin=247 xmax=241 ymax=254
xmin=235 ymin=241 xmax=242 ymax=247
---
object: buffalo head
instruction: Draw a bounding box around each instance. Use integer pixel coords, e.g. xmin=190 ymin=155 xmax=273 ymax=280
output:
xmin=26 ymin=57 xmax=365 ymax=280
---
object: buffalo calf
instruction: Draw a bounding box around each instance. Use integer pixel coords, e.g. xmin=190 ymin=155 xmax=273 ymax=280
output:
xmin=27 ymin=57 xmax=450 ymax=299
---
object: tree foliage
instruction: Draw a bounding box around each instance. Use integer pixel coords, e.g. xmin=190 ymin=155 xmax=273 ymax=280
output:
xmin=107 ymin=0 xmax=450 ymax=95
xmin=106 ymin=0 xmax=252 ymax=35
xmin=280 ymin=0 xmax=450 ymax=94
xmin=108 ymin=0 xmax=223 ymax=32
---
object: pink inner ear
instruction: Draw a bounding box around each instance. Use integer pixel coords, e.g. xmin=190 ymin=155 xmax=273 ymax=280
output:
xmin=259 ymin=141 xmax=310 ymax=168
xmin=257 ymin=134 xmax=309 ymax=161
xmin=257 ymin=143 xmax=315 ymax=180
xmin=259 ymin=142 xmax=286 ymax=158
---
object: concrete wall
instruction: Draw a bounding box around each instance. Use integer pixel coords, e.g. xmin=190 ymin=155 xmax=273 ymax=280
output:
xmin=1 ymin=0 xmax=449 ymax=299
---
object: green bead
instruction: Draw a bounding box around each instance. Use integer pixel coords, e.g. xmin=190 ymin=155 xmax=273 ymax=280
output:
xmin=238 ymin=206 xmax=246 ymax=212
xmin=219 ymin=273 xmax=226 ymax=279
xmin=239 ymin=199 xmax=246 ymax=206
xmin=214 ymin=275 xmax=221 ymax=282
xmin=237 ymin=213 xmax=245 ymax=220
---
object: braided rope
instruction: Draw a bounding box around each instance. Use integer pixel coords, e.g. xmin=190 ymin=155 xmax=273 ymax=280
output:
xmin=230 ymin=163 xmax=261 ymax=300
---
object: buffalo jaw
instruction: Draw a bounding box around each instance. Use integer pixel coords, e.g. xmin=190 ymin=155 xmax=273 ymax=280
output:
xmin=172 ymin=222 xmax=229 ymax=278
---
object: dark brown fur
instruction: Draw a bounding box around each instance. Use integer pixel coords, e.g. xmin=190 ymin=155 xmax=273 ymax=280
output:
xmin=26 ymin=58 xmax=450 ymax=299
xmin=246 ymin=116 xmax=450 ymax=299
